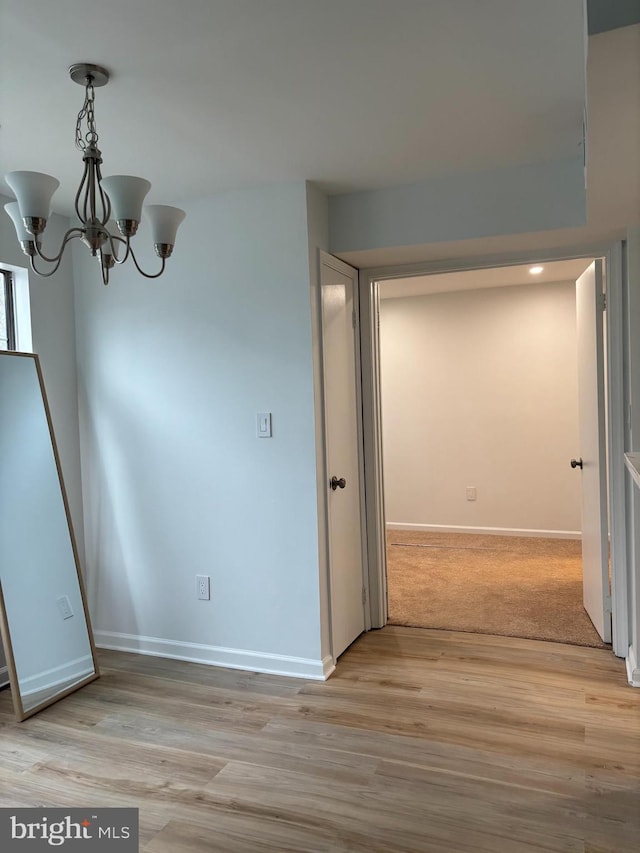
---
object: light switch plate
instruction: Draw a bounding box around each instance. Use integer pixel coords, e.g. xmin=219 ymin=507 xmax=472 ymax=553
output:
xmin=56 ymin=595 xmax=74 ymax=620
xmin=257 ymin=412 xmax=272 ymax=438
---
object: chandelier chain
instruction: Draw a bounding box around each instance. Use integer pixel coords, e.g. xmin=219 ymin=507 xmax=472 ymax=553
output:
xmin=75 ymin=80 xmax=99 ymax=151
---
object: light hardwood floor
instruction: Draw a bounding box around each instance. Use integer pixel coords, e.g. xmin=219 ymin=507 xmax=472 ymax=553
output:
xmin=0 ymin=627 xmax=638 ymax=852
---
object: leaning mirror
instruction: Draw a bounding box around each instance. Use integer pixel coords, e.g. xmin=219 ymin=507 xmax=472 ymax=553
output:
xmin=0 ymin=351 xmax=99 ymax=721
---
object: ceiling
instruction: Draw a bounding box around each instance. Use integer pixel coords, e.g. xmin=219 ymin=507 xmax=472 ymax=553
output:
xmin=0 ymin=1 xmax=587 ymax=215
xmin=379 ymin=259 xmax=594 ymax=299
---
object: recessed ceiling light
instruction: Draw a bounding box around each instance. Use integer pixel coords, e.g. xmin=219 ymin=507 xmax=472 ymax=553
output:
xmin=529 ymin=265 xmax=544 ymax=275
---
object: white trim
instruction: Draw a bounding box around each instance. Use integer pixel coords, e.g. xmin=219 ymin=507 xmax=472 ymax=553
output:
xmin=386 ymin=523 xmax=581 ymax=540
xmin=359 ymin=243 xmax=618 ymax=285
xmin=322 ymin=656 xmax=336 ymax=679
xmin=95 ymin=631 xmax=330 ymax=681
xmin=19 ymin=654 xmax=94 ymax=697
xmin=607 ymin=243 xmax=629 ymax=656
xmin=0 ymin=264 xmax=33 ymax=353
xmin=358 ymin=273 xmax=387 ymax=629
xmin=626 ymin=225 xmax=640 ymax=690
xmin=0 ymin=665 xmax=9 ymax=689
xmin=360 ymin=241 xmax=626 ymax=648
xmin=625 ymin=453 xmax=640 ymax=489
xmin=625 ymin=646 xmax=640 ymax=687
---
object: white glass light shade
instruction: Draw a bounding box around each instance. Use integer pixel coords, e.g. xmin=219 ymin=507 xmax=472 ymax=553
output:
xmin=100 ymin=175 xmax=151 ymax=223
xmin=144 ymin=205 xmax=186 ymax=246
xmin=5 ymin=171 xmax=59 ymax=220
xmin=5 ymin=202 xmax=34 ymax=242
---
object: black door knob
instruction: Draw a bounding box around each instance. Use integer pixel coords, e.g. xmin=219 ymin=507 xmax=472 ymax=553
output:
xmin=570 ymin=458 xmax=583 ymax=469
xmin=330 ymin=476 xmax=346 ymax=491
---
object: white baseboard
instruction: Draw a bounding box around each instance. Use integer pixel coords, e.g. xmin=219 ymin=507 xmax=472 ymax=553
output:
xmin=19 ymin=655 xmax=95 ymax=697
xmin=322 ymin=656 xmax=336 ymax=679
xmin=626 ymin=646 xmax=640 ymax=688
xmin=95 ymin=630 xmax=331 ymax=681
xmin=0 ymin=665 xmax=9 ymax=689
xmin=386 ymin=522 xmax=581 ymax=540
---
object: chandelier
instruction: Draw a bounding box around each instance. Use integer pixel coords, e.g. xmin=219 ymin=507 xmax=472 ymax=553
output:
xmin=4 ymin=63 xmax=185 ymax=285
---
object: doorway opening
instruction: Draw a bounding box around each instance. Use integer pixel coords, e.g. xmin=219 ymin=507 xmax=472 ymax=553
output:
xmin=375 ymin=257 xmax=610 ymax=648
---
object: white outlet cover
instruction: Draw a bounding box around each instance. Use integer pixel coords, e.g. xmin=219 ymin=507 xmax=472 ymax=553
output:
xmin=196 ymin=575 xmax=211 ymax=600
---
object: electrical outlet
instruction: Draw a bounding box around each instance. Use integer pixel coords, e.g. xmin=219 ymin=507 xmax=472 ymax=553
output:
xmin=466 ymin=486 xmax=477 ymax=501
xmin=56 ymin=595 xmax=74 ymax=620
xmin=196 ymin=575 xmax=210 ymax=601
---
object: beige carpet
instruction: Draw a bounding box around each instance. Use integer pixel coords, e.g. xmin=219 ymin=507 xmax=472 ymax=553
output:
xmin=387 ymin=529 xmax=606 ymax=648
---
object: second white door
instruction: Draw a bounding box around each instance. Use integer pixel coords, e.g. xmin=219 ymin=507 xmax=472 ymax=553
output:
xmin=576 ymin=260 xmax=611 ymax=642
xmin=320 ymin=252 xmax=366 ymax=658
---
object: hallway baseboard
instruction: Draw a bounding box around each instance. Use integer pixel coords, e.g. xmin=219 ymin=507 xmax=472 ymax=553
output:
xmin=626 ymin=646 xmax=640 ymax=687
xmin=386 ymin=522 xmax=581 ymax=540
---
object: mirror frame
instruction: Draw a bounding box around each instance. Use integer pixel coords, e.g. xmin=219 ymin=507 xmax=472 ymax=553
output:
xmin=0 ymin=351 xmax=99 ymax=721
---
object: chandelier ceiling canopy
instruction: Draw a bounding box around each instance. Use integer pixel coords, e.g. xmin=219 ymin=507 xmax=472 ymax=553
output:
xmin=4 ymin=63 xmax=186 ymax=285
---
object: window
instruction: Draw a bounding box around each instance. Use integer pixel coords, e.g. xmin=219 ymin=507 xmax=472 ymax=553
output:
xmin=0 ymin=269 xmax=17 ymax=351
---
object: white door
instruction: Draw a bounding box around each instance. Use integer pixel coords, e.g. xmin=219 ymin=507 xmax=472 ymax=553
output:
xmin=576 ymin=260 xmax=611 ymax=642
xmin=320 ymin=252 xmax=366 ymax=658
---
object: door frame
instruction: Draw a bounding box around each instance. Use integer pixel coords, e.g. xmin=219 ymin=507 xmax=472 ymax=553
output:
xmin=576 ymin=259 xmax=611 ymax=642
xmin=357 ymin=241 xmax=629 ymax=659
xmin=318 ymin=251 xmax=370 ymax=667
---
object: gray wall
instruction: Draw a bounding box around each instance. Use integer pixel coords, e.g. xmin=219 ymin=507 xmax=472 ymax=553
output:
xmin=329 ymin=157 xmax=586 ymax=255
xmin=72 ymin=181 xmax=328 ymax=676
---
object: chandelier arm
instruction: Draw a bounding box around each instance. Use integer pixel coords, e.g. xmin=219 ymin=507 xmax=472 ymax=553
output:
xmin=96 ymin=165 xmax=111 ymax=226
xmin=32 ymin=227 xmax=85 ymax=264
xmin=28 ymin=253 xmax=67 ymax=278
xmin=81 ymin=154 xmax=96 ymax=223
xmin=88 ymin=159 xmax=97 ymax=223
xmin=111 ymin=234 xmax=132 ymax=265
xmin=129 ymin=247 xmax=167 ymax=279
xmin=83 ymin=174 xmax=90 ymax=224
xmin=74 ymin=160 xmax=91 ymax=225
